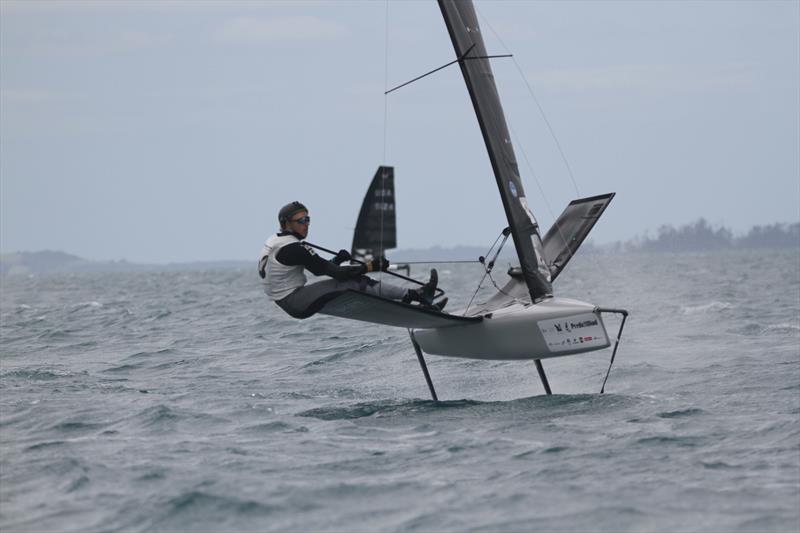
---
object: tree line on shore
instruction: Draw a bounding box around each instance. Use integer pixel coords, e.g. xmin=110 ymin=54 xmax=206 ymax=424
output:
xmin=604 ymin=219 xmax=799 ymax=253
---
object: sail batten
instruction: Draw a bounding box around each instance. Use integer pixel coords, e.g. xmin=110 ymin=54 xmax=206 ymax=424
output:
xmin=438 ymin=0 xmax=552 ymax=302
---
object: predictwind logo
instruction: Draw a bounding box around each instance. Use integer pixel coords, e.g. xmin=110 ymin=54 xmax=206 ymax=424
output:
xmin=569 ymin=319 xmax=598 ymax=329
xmin=553 ymin=318 xmax=598 ymax=334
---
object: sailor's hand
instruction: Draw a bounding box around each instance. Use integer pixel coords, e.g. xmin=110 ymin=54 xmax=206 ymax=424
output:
xmin=365 ymin=257 xmax=388 ymax=273
xmin=332 ymin=249 xmax=351 ymax=265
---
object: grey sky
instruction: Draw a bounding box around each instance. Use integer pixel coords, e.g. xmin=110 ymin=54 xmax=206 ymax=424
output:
xmin=1 ymin=0 xmax=798 ymax=263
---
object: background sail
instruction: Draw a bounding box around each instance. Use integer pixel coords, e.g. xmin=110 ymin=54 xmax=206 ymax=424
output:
xmin=438 ymin=0 xmax=552 ymax=302
xmin=351 ymin=166 xmax=397 ymax=260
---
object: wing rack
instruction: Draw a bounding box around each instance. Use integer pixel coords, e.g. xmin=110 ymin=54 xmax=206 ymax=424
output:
xmin=318 ymin=290 xmax=481 ymax=329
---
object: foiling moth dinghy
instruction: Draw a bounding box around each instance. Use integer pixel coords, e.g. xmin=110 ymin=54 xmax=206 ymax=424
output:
xmin=316 ymin=0 xmax=628 ymax=400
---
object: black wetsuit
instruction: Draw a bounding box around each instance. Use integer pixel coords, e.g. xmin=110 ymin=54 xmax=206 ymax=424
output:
xmin=264 ymin=232 xmax=407 ymax=319
xmin=274 ymin=239 xmax=366 ymax=281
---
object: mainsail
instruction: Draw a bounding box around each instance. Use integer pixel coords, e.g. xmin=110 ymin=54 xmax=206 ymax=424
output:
xmin=438 ymin=0 xmax=552 ymax=302
xmin=351 ymin=166 xmax=397 ymax=261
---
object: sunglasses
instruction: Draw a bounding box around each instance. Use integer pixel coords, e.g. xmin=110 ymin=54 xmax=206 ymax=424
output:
xmin=291 ymin=216 xmax=311 ymax=225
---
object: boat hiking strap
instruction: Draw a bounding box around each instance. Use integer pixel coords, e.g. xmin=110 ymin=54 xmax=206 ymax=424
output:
xmin=464 ymin=227 xmax=512 ymax=315
xmin=597 ymin=308 xmax=629 ymax=394
xmin=303 ymin=240 xmax=444 ymax=297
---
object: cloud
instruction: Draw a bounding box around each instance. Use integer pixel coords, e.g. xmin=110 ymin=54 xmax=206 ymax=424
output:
xmin=117 ymin=30 xmax=166 ymax=50
xmin=529 ymin=64 xmax=756 ymax=94
xmin=2 ymin=0 xmax=333 ymax=13
xmin=215 ymin=16 xmax=346 ymax=46
xmin=1 ymin=89 xmax=55 ymax=104
xmin=8 ymin=28 xmax=171 ymax=59
xmin=29 ymin=38 xmax=160 ymax=58
xmin=1 ymin=1 xmax=232 ymax=14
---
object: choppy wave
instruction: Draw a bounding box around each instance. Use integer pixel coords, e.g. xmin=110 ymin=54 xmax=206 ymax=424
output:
xmin=740 ymin=322 xmax=800 ymax=336
xmin=681 ymin=301 xmax=734 ymax=314
xmin=1 ymin=252 xmax=798 ymax=532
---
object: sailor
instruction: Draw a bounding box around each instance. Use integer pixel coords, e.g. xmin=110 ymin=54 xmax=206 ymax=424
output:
xmin=259 ymin=201 xmax=445 ymax=319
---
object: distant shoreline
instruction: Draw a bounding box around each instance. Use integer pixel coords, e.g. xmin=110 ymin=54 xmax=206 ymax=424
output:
xmin=2 ymin=219 xmax=797 ymax=275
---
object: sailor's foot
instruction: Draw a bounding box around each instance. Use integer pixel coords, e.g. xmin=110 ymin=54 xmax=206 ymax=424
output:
xmin=432 ymin=297 xmax=448 ymax=312
xmin=401 ymin=269 xmax=439 ymax=308
xmin=419 ymin=268 xmax=438 ymax=305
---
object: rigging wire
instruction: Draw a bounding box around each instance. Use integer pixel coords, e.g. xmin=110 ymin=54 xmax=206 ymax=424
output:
xmin=486 ymin=268 xmax=528 ymax=307
xmin=506 ymin=118 xmax=574 ymax=256
xmin=474 ymin=5 xmax=586 ymax=268
xmin=458 ymin=17 xmax=567 ymax=260
xmin=463 ymin=229 xmax=514 ymax=315
xmin=378 ymin=0 xmax=391 ymax=295
xmin=382 ymin=0 xmax=390 ymax=168
xmin=463 ymin=231 xmax=502 ymax=315
xmin=507 ymin=119 xmax=559 ymax=227
xmin=383 ymin=47 xmax=511 ymax=95
xmin=475 ymin=6 xmax=581 ymax=199
xmin=377 ymin=4 xmax=575 ymax=298
xmin=397 ymin=260 xmax=480 ymax=265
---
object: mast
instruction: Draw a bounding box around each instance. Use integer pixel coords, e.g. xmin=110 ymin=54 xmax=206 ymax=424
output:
xmin=438 ymin=0 xmax=552 ymax=302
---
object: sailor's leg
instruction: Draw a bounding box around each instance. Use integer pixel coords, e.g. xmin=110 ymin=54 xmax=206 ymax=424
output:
xmin=360 ymin=277 xmax=408 ymax=300
xmin=277 ymin=279 xmax=359 ymax=318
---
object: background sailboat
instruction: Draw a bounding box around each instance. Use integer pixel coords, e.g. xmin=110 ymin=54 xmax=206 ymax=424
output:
xmin=351 ymin=166 xmax=409 ymax=274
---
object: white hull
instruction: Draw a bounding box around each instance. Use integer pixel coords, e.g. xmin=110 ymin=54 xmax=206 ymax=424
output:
xmin=413 ymin=297 xmax=611 ymax=360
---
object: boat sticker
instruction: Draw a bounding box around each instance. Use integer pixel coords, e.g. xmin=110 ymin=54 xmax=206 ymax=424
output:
xmin=538 ymin=313 xmax=609 ymax=353
xmin=508 ymin=181 xmax=518 ymax=197
xmin=519 ymin=197 xmax=538 ymax=227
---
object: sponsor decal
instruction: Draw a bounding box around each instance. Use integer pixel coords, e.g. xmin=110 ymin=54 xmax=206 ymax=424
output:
xmin=519 ymin=197 xmax=538 ymax=227
xmin=537 ymin=313 xmax=608 ymax=353
xmin=508 ymin=181 xmax=518 ymax=198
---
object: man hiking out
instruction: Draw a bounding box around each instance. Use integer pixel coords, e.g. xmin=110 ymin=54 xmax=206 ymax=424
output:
xmin=259 ymin=201 xmax=445 ymax=319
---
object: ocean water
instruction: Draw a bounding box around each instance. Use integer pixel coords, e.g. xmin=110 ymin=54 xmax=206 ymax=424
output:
xmin=1 ymin=250 xmax=798 ymax=532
